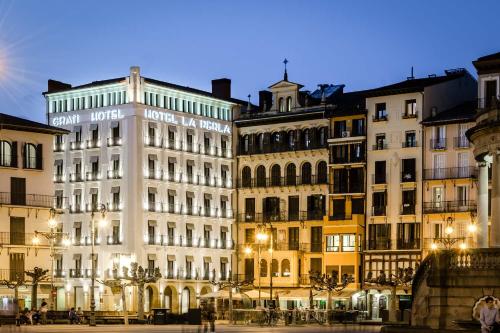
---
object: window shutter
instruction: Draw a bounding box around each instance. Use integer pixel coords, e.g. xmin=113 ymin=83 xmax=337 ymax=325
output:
xmin=11 ymin=141 xmax=18 ymax=168
xmin=36 ymin=144 xmax=43 ymax=169
xmin=22 ymin=143 xmax=27 ymax=169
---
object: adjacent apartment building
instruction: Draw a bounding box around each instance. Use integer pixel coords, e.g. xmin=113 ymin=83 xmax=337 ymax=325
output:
xmin=363 ymin=69 xmax=476 ymax=319
xmin=0 ymin=113 xmax=68 ymax=311
xmin=44 ymin=67 xmax=243 ymax=313
xmin=235 ymin=73 xmax=332 ymax=306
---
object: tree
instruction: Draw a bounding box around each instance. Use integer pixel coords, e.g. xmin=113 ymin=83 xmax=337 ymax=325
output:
xmin=366 ymin=267 xmax=414 ymax=322
xmin=25 ymin=267 xmax=49 ymax=309
xmin=210 ymin=271 xmax=253 ymax=324
xmin=309 ymin=271 xmax=352 ymax=324
xmin=122 ymin=263 xmax=161 ymax=320
xmin=98 ymin=270 xmax=130 ymax=325
xmin=0 ymin=273 xmax=25 ymax=322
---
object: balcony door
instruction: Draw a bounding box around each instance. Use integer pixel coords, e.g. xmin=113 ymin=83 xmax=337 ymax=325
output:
xmin=10 ymin=217 xmax=25 ymax=245
xmin=433 ymin=154 xmax=446 ymax=179
xmin=10 ymin=177 xmax=26 ymax=205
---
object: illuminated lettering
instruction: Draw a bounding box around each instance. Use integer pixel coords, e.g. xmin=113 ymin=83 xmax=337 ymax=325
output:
xmin=144 ymin=109 xmax=230 ymax=134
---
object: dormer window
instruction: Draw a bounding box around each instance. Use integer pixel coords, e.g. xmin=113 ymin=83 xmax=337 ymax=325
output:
xmin=278 ymin=98 xmax=285 ymax=112
xmin=286 ymin=97 xmax=292 ymax=112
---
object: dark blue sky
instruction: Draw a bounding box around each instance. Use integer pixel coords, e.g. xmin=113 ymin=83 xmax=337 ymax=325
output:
xmin=0 ymin=0 xmax=498 ymax=122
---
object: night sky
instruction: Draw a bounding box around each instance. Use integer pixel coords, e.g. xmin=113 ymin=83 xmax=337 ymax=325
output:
xmin=0 ymin=0 xmax=498 ymax=122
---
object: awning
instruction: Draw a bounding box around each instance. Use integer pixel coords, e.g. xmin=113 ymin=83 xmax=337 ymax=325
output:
xmin=220 ymin=195 xmax=228 ymax=202
xmin=148 ymin=254 xmax=157 ymax=260
xmin=200 ymin=290 xmax=243 ymax=300
xmin=73 ymin=189 xmax=82 ymax=195
xmin=89 ymin=188 xmax=98 ymax=194
xmin=89 ymin=156 xmax=99 ymax=163
xmin=220 ymin=257 xmax=228 ymax=263
xmin=54 ymin=160 xmax=63 ymax=166
xmin=186 ymin=191 xmax=194 ymax=198
xmin=111 ymin=154 xmax=120 ymax=161
xmin=148 ymin=187 xmax=157 ymax=194
xmin=148 ymin=220 xmax=157 ymax=226
xmin=73 ymin=222 xmax=82 ymax=228
xmin=111 ymin=121 xmax=120 ymax=128
xmin=168 ymin=125 xmax=177 ymax=132
xmin=204 ymin=193 xmax=212 ymax=200
xmin=204 ymin=162 xmax=212 ymax=168
xmin=167 ymin=222 xmax=176 ymax=228
xmin=185 ymin=256 xmax=194 ymax=262
xmin=148 ymin=154 xmax=158 ymax=161
xmin=203 ymin=257 xmax=212 ymax=263
xmin=186 ymin=223 xmax=194 ymax=230
xmin=315 ymin=289 xmax=359 ymax=300
xmin=111 ymin=186 xmax=120 ymax=193
xmin=168 ymin=189 xmax=177 ymax=196
xmin=73 ymin=158 xmax=81 ymax=164
xmin=148 ymin=122 xmax=157 ymax=129
xmin=221 ymin=226 xmax=228 ymax=233
xmin=221 ymin=165 xmax=229 ymax=171
xmin=89 ymin=124 xmax=98 ymax=130
xmin=186 ymin=160 xmax=195 ymax=166
xmin=112 ymin=220 xmax=120 ymax=226
xmin=279 ymin=288 xmax=320 ymax=300
xmin=168 ymin=157 xmax=177 ymax=163
xmin=243 ymin=290 xmax=271 ymax=300
xmin=167 ymin=255 xmax=176 ymax=261
xmin=204 ymin=225 xmax=212 ymax=231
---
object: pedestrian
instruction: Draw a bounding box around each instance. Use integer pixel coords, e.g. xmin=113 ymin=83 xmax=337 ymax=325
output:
xmin=39 ymin=301 xmax=48 ymax=325
xmin=31 ymin=307 xmax=40 ymax=325
xmin=69 ymin=307 xmax=80 ymax=324
xmin=480 ymin=296 xmax=500 ymax=333
xmin=76 ymin=307 xmax=84 ymax=324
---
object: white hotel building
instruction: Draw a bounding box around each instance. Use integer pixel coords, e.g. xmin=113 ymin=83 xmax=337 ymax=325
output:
xmin=44 ymin=67 xmax=243 ymax=313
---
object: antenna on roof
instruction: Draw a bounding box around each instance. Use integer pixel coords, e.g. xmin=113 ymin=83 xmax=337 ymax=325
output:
xmin=283 ymin=58 xmax=289 ymax=81
xmin=407 ymin=66 xmax=415 ymax=80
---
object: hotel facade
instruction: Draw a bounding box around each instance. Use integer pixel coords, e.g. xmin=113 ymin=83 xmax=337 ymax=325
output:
xmin=44 ymin=67 xmax=243 ymax=313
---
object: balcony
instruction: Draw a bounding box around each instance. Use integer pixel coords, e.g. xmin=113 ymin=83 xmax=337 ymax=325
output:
xmin=53 ymin=142 xmax=65 ymax=152
xmin=70 ymin=141 xmax=84 ymax=150
xmin=397 ymin=239 xmax=420 ymax=250
xmin=367 ymin=239 xmax=391 ymax=250
xmin=402 ymin=141 xmax=418 ymax=148
xmin=300 ymin=242 xmax=323 ymax=253
xmin=423 ymin=200 xmax=477 ymax=214
xmin=70 ymin=173 xmax=84 ymax=182
xmin=454 ymin=137 xmax=470 ymax=148
xmin=401 ymin=111 xmax=418 ymax=119
xmin=238 ymin=140 xmax=327 ymax=156
xmin=330 ymin=183 xmax=364 ymax=194
xmin=86 ymin=139 xmax=100 ymax=149
xmin=54 ymin=174 xmax=64 ymax=183
xmin=69 ymin=205 xmax=83 ymax=214
xmin=69 ymin=269 xmax=94 ymax=278
xmin=144 ymin=135 xmax=162 ymax=148
xmin=423 ymin=167 xmax=477 ymax=180
xmin=145 ymin=203 xmax=233 ymax=218
xmin=107 ymin=170 xmax=122 ymax=179
xmin=107 ymin=202 xmax=121 ymax=212
xmin=238 ymin=210 xmax=324 ymax=223
xmin=86 ymin=171 xmax=100 ymax=181
xmin=0 ymin=232 xmax=50 ymax=246
xmin=329 ymin=213 xmax=352 ymax=221
xmin=0 ymin=192 xmax=65 ymax=209
xmin=401 ymin=204 xmax=416 ymax=215
xmin=237 ymin=175 xmax=328 ymax=188
xmin=372 ymin=206 xmax=386 ymax=216
xmin=372 ymin=114 xmax=388 ymax=122
xmin=330 ymin=129 xmax=366 ymax=139
xmin=106 ymin=236 xmax=122 ymax=245
xmin=430 ymin=139 xmax=447 ymax=150
xmin=372 ymin=143 xmax=388 ymax=151
xmin=107 ymin=137 xmax=122 ymax=147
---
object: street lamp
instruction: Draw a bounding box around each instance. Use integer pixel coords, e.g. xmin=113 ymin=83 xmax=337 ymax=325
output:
xmin=89 ymin=204 xmax=107 ymax=326
xmin=431 ymin=216 xmax=472 ymax=251
xmin=256 ymin=229 xmax=268 ymax=307
xmin=32 ymin=208 xmax=70 ymax=311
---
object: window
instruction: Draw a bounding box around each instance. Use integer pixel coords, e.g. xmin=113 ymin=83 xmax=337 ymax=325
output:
xmin=402 ymin=189 xmax=416 ymax=214
xmin=334 ymin=121 xmax=347 ymax=138
xmin=352 ymin=119 xmax=365 ymax=136
xmin=278 ymin=98 xmax=284 ymax=112
xmin=372 ymin=191 xmax=386 ymax=215
xmin=241 ymin=166 xmax=251 ymax=187
xmin=288 ymin=196 xmax=299 ymax=221
xmin=112 ymin=222 xmax=120 ymax=244
xmin=375 ymin=134 xmax=386 ymax=150
xmin=271 ymin=259 xmax=279 ymax=277
xmin=0 ymin=141 xmax=15 ymax=167
xmin=24 ymin=143 xmax=41 ymax=169
xmin=271 ymin=164 xmax=281 ymax=186
xmin=281 ymin=259 xmax=290 ymax=277
xmin=286 ymin=97 xmax=292 ymax=112
xmin=405 ymin=99 xmax=417 ymax=117
xmin=287 ymin=130 xmax=296 ymax=149
xmin=263 ymin=197 xmax=280 ymax=221
xmin=326 ymin=235 xmax=340 ymax=252
xmin=310 ymin=227 xmax=323 ymax=252
xmin=368 ymin=224 xmax=391 ymax=250
xmin=288 ymin=227 xmax=299 ymax=250
xmin=256 ymin=165 xmax=266 ymax=187
xmin=401 ymin=158 xmax=416 ymax=182
xmin=301 ymin=162 xmax=312 ymax=184
xmin=286 ymin=163 xmax=296 ymax=185
xmin=433 ymin=126 xmax=446 ymax=149
xmin=245 ymin=198 xmax=255 ymax=221
xmin=260 ymin=259 xmax=267 ymax=277
xmin=256 ymin=133 xmax=265 ymax=153
xmin=302 ymin=129 xmax=311 ymax=148
xmin=245 ymin=228 xmax=255 ymax=243
xmin=317 ymin=161 xmax=327 ymax=183
xmin=456 ymin=185 xmax=468 ymax=206
xmin=404 ymin=131 xmax=416 ymax=148
xmin=374 ymin=161 xmax=386 ymax=184
xmin=318 ymin=127 xmax=327 ymax=146
xmin=241 ymin=135 xmax=249 ymax=154
xmin=342 ymin=234 xmax=356 ymax=252
xmin=397 ymin=223 xmax=420 ymax=249
xmin=375 ymin=103 xmax=387 ymax=120
xmin=331 ymin=199 xmax=346 ymax=220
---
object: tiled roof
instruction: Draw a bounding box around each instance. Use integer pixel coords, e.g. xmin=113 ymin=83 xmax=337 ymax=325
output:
xmin=421 ymin=100 xmax=476 ymax=125
xmin=0 ymin=113 xmax=69 ymax=134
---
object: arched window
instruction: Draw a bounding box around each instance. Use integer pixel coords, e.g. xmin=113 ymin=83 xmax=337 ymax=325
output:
xmin=181 ymin=287 xmax=190 ymax=314
xmin=302 ymin=129 xmax=311 ymax=149
xmin=288 ymin=130 xmax=296 ymax=150
xmin=256 ymin=165 xmax=266 ymax=187
xmin=271 ymin=164 xmax=281 ymax=186
xmin=286 ymin=96 xmax=292 ymax=112
xmin=270 ymin=132 xmax=280 ymax=146
xmin=241 ymin=166 xmax=251 ymax=187
xmin=164 ymin=286 xmax=173 ymax=310
xmin=281 ymin=259 xmax=290 ymax=277
xmin=257 ymin=133 xmax=265 ymax=153
xmin=271 ymin=259 xmax=279 ymax=277
xmin=318 ymin=127 xmax=326 ymax=146
xmin=24 ymin=143 xmax=37 ymax=169
xmin=242 ymin=135 xmax=249 ymax=154
xmin=0 ymin=141 xmax=12 ymax=167
xmin=278 ymin=98 xmax=284 ymax=112
xmin=301 ymin=162 xmax=312 ymax=184
xmin=317 ymin=161 xmax=327 ymax=183
xmin=260 ymin=259 xmax=268 ymax=277
xmin=286 ymin=163 xmax=296 ymax=185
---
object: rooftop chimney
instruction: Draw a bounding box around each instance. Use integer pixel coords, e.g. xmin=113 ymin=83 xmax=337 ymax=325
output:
xmin=212 ymin=78 xmax=231 ymax=100
xmin=259 ymin=90 xmax=272 ymax=111
xmin=47 ymin=79 xmax=71 ymax=93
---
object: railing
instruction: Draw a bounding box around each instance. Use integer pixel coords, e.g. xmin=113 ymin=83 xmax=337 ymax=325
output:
xmin=329 ymin=213 xmax=353 ymax=221
xmin=69 ymin=269 xmax=93 ymax=278
xmin=449 ymin=248 xmax=500 ymax=270
xmin=423 ymin=166 xmax=477 ymax=180
xmin=402 ymin=111 xmax=418 ymax=119
xmin=372 ymin=143 xmax=388 ymax=150
xmin=0 ymin=192 xmax=64 ymax=208
xmin=107 ymin=137 xmax=122 ymax=147
xmin=372 ymin=114 xmax=388 ymax=122
xmin=86 ymin=139 xmax=100 ymax=149
xmin=477 ymin=96 xmax=500 ymax=111
xmin=367 ymin=239 xmax=391 ymax=250
xmin=69 ymin=205 xmax=83 ymax=214
xmin=238 ymin=141 xmax=327 ymax=156
xmin=86 ymin=171 xmax=100 ymax=181
xmin=54 ymin=174 xmax=64 ymax=183
xmin=147 ymin=171 xmax=232 ymax=189
xmin=145 ymin=136 xmax=232 ymax=158
xmin=237 ymin=210 xmax=325 ymax=223
xmin=0 ymin=232 xmax=50 ymax=246
xmin=454 ymin=137 xmax=470 ymax=148
xmin=300 ymin=242 xmax=324 ymax=253
xmin=423 ymin=200 xmax=477 ymax=213
xmin=430 ymin=139 xmax=446 ymax=150
xmin=329 ymin=183 xmax=364 ymax=194
xmin=70 ymin=141 xmax=84 ymax=150
xmin=107 ymin=170 xmax=122 ymax=179
xmin=70 ymin=173 xmax=84 ymax=182
xmin=371 ymin=206 xmax=386 ymax=216
xmin=146 ymin=202 xmax=233 ymax=218
xmin=237 ymin=175 xmax=327 ymax=188
xmin=402 ymin=141 xmax=418 ymax=148
xmin=401 ymin=171 xmax=416 ymax=182
xmin=330 ymin=130 xmax=366 ymax=139
xmin=400 ymin=204 xmax=416 ymax=215
xmin=53 ymin=142 xmax=65 ymax=152
xmin=371 ymin=174 xmax=387 ymax=185
xmin=107 ymin=202 xmax=121 ymax=212
xmin=396 ymin=239 xmax=420 ymax=250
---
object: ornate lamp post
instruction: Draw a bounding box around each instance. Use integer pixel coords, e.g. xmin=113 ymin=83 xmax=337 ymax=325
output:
xmin=32 ymin=208 xmax=70 ymax=310
xmin=255 ymin=229 xmax=268 ymax=307
xmin=210 ymin=272 xmax=253 ymax=324
xmin=88 ymin=204 xmax=107 ymax=326
xmin=430 ymin=216 xmax=475 ymax=251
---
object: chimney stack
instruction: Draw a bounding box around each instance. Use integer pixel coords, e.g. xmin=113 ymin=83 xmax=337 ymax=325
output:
xmin=259 ymin=90 xmax=272 ymax=111
xmin=47 ymin=79 xmax=71 ymax=93
xmin=211 ymin=78 xmax=231 ymax=100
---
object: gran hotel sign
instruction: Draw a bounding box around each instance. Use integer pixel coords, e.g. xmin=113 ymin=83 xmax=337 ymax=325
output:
xmin=50 ymin=108 xmax=232 ymax=134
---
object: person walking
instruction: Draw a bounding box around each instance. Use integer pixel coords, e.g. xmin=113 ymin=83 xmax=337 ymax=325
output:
xmin=39 ymin=301 xmax=48 ymax=325
xmin=480 ymin=297 xmax=500 ymax=333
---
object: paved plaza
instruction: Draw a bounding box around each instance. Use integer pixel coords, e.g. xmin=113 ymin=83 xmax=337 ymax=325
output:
xmin=0 ymin=324 xmax=382 ymax=333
